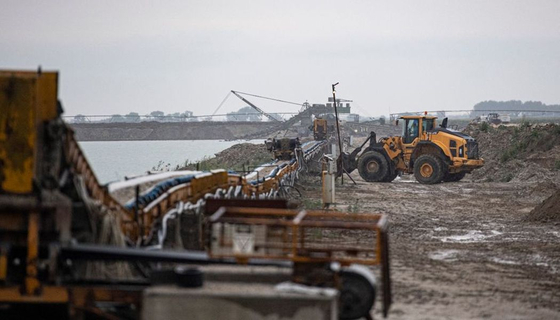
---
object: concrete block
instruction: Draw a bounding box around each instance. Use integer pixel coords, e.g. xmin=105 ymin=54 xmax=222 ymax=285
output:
xmin=143 ymin=282 xmax=338 ymax=320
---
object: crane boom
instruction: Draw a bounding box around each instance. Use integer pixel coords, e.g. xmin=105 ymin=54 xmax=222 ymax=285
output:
xmin=231 ymin=90 xmax=282 ymax=122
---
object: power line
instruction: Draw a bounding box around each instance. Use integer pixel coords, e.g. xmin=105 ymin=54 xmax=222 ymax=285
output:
xmin=233 ymin=90 xmax=302 ymax=106
xmin=211 ymin=91 xmax=231 ymax=116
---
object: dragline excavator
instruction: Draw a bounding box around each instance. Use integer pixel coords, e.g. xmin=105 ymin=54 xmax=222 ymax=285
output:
xmin=230 ymin=90 xmax=282 ymax=122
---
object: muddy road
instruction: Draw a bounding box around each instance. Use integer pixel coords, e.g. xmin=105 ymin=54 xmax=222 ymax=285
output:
xmin=298 ymin=174 xmax=560 ymax=319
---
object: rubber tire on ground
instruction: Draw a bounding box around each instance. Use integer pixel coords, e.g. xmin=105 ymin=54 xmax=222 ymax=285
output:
xmin=338 ymin=271 xmax=376 ymax=320
xmin=383 ymin=166 xmax=398 ymax=182
xmin=175 ymin=267 xmax=204 ymax=288
xmin=358 ymin=151 xmax=389 ymax=182
xmin=150 ymin=269 xmax=177 ymax=285
xmin=443 ymin=171 xmax=466 ymax=182
xmin=414 ymin=154 xmax=446 ymax=184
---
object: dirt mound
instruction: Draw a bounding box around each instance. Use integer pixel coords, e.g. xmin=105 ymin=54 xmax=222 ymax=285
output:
xmin=525 ymin=188 xmax=560 ymax=223
xmin=464 ymin=123 xmax=560 ymax=184
xmin=178 ymin=142 xmax=273 ymax=171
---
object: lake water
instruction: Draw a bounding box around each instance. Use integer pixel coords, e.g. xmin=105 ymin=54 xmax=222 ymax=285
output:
xmin=78 ymin=140 xmax=263 ymax=184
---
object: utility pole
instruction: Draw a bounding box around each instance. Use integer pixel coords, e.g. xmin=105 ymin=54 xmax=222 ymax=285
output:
xmin=331 ymin=82 xmax=344 ymax=185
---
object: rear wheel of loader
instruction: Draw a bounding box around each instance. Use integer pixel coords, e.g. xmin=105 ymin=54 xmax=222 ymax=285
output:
xmin=414 ymin=154 xmax=445 ymax=184
xmin=443 ymin=171 xmax=466 ymax=182
xmin=358 ymin=151 xmax=389 ymax=182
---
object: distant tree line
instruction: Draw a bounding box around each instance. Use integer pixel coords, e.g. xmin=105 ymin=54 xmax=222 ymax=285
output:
xmin=73 ymin=110 xmax=195 ymax=123
xmin=474 ymin=100 xmax=560 ymax=112
xmin=73 ymin=106 xmax=285 ymax=123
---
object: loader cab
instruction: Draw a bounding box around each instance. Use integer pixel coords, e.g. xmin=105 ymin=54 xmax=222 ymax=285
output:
xmin=400 ymin=116 xmax=437 ymax=144
xmin=402 ymin=118 xmax=419 ymax=144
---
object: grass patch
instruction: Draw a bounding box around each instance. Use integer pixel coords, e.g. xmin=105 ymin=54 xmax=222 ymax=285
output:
xmin=500 ymin=125 xmax=560 ymax=162
xmin=521 ymin=120 xmax=532 ymax=128
xmin=500 ymin=143 xmax=525 ymax=162
xmin=348 ymin=199 xmax=361 ymax=213
xmin=301 ymin=198 xmax=323 ymax=210
xmin=501 ymin=173 xmax=514 ymax=182
xmin=177 ymin=143 xmax=273 ymax=172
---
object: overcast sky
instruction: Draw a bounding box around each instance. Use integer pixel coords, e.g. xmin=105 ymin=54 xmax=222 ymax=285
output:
xmin=1 ymin=1 xmax=559 ymax=117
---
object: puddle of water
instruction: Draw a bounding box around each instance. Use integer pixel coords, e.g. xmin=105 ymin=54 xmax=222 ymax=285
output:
xmin=530 ymin=254 xmax=551 ymax=267
xmin=429 ymin=249 xmax=460 ymax=262
xmin=490 ymin=257 xmax=520 ymax=265
xmin=439 ymin=230 xmax=502 ymax=243
xmin=409 ymin=189 xmax=431 ymax=194
xmin=394 ymin=177 xmax=416 ymax=183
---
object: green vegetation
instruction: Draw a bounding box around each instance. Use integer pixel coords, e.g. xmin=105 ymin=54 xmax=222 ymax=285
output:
xmin=479 ymin=122 xmax=489 ymax=132
xmin=500 ymin=139 xmax=527 ymax=162
xmin=555 ymin=160 xmax=560 ymax=171
xmin=501 ymin=124 xmax=560 ymax=163
xmin=348 ymin=199 xmax=361 ymax=213
xmin=521 ymin=120 xmax=532 ymax=129
xmin=177 ymin=143 xmax=273 ymax=172
xmin=502 ymin=173 xmax=514 ymax=182
xmin=152 ymin=160 xmax=171 ymax=171
xmin=500 ymin=146 xmax=520 ymax=163
xmin=301 ymin=198 xmax=323 ymax=210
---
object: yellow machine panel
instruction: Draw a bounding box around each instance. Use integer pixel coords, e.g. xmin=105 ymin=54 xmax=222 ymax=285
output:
xmin=0 ymin=71 xmax=58 ymax=194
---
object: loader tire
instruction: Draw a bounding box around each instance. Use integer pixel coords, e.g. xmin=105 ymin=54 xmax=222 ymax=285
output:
xmin=358 ymin=151 xmax=389 ymax=182
xmin=414 ymin=154 xmax=445 ymax=184
xmin=443 ymin=171 xmax=466 ymax=182
xmin=383 ymin=164 xmax=398 ymax=182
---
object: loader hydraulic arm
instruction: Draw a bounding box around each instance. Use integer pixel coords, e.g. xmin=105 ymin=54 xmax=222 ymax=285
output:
xmin=341 ymin=131 xmax=377 ymax=175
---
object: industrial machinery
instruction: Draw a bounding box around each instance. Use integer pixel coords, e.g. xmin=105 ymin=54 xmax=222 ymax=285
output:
xmin=230 ymin=90 xmax=284 ymax=122
xmin=0 ymin=69 xmax=392 ymax=319
xmin=313 ymin=118 xmax=329 ymax=140
xmin=311 ymin=114 xmax=336 ymax=140
xmin=342 ymin=115 xmax=484 ymax=184
xmin=486 ymin=113 xmax=502 ymax=125
xmin=265 ymin=137 xmax=301 ymax=160
xmin=208 ymin=205 xmax=391 ymax=319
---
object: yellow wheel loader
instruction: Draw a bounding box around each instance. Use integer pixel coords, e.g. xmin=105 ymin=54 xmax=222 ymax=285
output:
xmin=310 ymin=114 xmax=336 ymax=140
xmin=342 ymin=115 xmax=484 ymax=184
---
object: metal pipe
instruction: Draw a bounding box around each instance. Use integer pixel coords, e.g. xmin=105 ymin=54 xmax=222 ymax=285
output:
xmin=60 ymin=244 xmax=291 ymax=267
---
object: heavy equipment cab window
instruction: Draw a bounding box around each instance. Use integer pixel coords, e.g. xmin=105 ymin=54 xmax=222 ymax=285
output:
xmin=423 ymin=119 xmax=434 ymax=132
xmin=404 ymin=119 xmax=419 ymax=144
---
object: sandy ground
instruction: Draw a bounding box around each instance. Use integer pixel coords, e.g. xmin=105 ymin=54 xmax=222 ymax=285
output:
xmin=298 ymin=173 xmax=560 ymax=319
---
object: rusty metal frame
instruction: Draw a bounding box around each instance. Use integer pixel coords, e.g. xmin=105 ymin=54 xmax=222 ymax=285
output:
xmin=207 ymin=206 xmax=392 ymax=315
xmin=208 ymin=206 xmax=387 ymax=266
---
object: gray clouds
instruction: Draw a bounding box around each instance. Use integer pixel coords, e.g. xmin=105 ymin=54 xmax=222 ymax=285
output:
xmin=1 ymin=0 xmax=559 ymax=116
